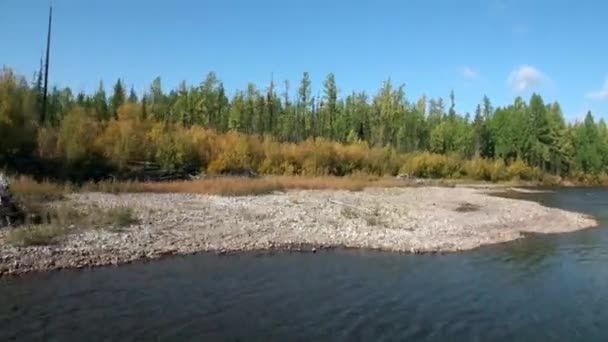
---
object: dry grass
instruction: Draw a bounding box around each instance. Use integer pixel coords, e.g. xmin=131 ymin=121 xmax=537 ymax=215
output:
xmin=5 ymin=224 xmax=69 ymax=247
xmin=9 ymin=176 xmax=66 ymax=202
xmin=83 ymin=177 xmax=284 ymax=196
xmin=7 ymin=174 xmax=515 ymax=200
xmin=96 ymin=207 xmax=138 ymax=231
xmin=82 ymin=175 xmax=408 ymax=196
xmin=5 ymin=203 xmax=140 ymax=246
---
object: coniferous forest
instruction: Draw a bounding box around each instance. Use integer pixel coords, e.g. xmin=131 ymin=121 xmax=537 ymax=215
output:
xmin=1 ymin=67 xmax=607 ymax=183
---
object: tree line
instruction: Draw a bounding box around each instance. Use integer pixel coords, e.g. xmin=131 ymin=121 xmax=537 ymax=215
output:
xmin=0 ymin=66 xmax=606 ymax=183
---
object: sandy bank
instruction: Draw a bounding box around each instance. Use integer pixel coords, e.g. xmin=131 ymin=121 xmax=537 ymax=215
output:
xmin=0 ymin=187 xmax=597 ymax=275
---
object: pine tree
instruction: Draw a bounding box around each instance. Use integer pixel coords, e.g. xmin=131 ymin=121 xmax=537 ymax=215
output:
xmin=448 ymin=90 xmax=456 ymax=119
xmin=149 ymin=77 xmax=165 ymax=121
xmin=128 ymin=86 xmax=138 ymax=103
xmin=228 ymin=92 xmax=245 ymax=131
xmin=93 ymin=81 xmax=109 ymax=121
xmin=322 ymin=73 xmax=338 ymax=139
xmin=574 ymin=111 xmax=602 ymax=173
xmin=525 ymin=94 xmax=552 ymax=170
xmin=110 ymin=79 xmax=126 ymax=119
xmin=297 ymin=72 xmax=312 ymax=139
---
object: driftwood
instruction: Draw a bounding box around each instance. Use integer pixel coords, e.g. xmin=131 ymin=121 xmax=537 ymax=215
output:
xmin=395 ymin=173 xmax=427 ymax=185
xmin=110 ymin=161 xmax=259 ymax=182
xmin=112 ymin=161 xmax=201 ymax=182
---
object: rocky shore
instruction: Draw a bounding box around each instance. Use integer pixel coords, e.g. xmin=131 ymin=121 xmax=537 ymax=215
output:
xmin=0 ymin=187 xmax=598 ymax=275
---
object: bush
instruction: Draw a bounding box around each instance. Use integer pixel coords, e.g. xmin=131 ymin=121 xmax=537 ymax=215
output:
xmin=508 ymin=159 xmax=537 ymax=181
xmin=491 ymin=159 xmax=509 ymax=182
xmin=366 ymin=146 xmax=403 ymax=176
xmin=207 ymin=132 xmax=261 ymax=175
xmin=401 ymin=152 xmax=461 ymax=179
xmin=541 ymin=174 xmax=562 ymax=186
xmin=462 ymin=158 xmax=492 ymax=181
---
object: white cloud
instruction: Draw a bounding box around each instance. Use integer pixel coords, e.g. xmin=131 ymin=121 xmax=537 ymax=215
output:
xmin=585 ymin=79 xmax=608 ymax=100
xmin=461 ymin=66 xmax=479 ymax=80
xmin=507 ymin=65 xmax=546 ymax=92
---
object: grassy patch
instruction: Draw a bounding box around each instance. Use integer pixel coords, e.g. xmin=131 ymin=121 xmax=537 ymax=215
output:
xmin=5 ymin=225 xmax=69 ymax=247
xmin=20 ymin=204 xmax=84 ymax=226
xmin=96 ymin=207 xmax=138 ymax=231
xmin=6 ymin=203 xmax=139 ymax=244
xmin=454 ymin=202 xmax=481 ymax=212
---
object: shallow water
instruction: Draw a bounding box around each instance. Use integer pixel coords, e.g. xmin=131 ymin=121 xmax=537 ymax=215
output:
xmin=1 ymin=188 xmax=608 ymax=341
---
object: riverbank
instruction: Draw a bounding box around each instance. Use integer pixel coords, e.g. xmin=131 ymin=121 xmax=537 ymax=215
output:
xmin=0 ymin=186 xmax=597 ymax=275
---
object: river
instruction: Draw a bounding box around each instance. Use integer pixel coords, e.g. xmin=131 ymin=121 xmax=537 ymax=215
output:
xmin=1 ymin=188 xmax=608 ymax=341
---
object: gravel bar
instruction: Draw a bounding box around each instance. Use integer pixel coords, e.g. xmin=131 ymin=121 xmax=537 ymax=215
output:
xmin=0 ymin=187 xmax=597 ymax=275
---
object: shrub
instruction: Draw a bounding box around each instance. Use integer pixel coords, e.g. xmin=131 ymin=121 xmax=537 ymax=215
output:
xmin=507 ymin=159 xmax=537 ymax=181
xmin=462 ymin=158 xmax=494 ymax=181
xmin=298 ymin=138 xmax=338 ymax=176
xmin=540 ymin=174 xmax=562 ymax=186
xmin=207 ymin=131 xmax=261 ymax=175
xmin=491 ymin=159 xmax=509 ymax=182
xmin=401 ymin=152 xmax=461 ymax=179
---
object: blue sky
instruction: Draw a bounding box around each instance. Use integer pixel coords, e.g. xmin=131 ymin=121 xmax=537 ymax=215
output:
xmin=2 ymin=0 xmax=607 ymax=120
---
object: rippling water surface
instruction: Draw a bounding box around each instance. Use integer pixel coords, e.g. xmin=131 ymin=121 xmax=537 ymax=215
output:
xmin=2 ymin=188 xmax=608 ymax=341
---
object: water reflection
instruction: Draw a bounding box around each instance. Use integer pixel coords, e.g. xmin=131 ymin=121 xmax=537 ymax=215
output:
xmin=499 ymin=235 xmax=558 ymax=275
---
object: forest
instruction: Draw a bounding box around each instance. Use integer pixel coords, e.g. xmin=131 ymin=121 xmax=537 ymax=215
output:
xmin=1 ymin=66 xmax=607 ymax=184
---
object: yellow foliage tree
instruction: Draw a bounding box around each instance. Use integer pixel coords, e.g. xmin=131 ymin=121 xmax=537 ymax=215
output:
xmin=57 ymin=106 xmax=99 ymax=163
xmin=95 ymin=103 xmax=151 ymax=168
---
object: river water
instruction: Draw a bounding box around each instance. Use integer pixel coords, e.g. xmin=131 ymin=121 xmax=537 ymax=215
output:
xmin=1 ymin=188 xmax=608 ymax=341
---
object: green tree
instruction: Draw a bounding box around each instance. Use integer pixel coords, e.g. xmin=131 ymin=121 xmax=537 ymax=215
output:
xmin=297 ymin=72 xmax=313 ymax=139
xmin=110 ymin=79 xmax=126 ymax=119
xmin=149 ymin=76 xmax=166 ymax=121
xmin=228 ymin=91 xmax=245 ymax=131
xmin=128 ymin=86 xmax=138 ymax=103
xmin=322 ymin=73 xmax=338 ymax=139
xmin=574 ymin=111 xmax=602 ymax=173
xmin=93 ymin=81 xmax=109 ymax=121
xmin=524 ymin=94 xmax=552 ymax=170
